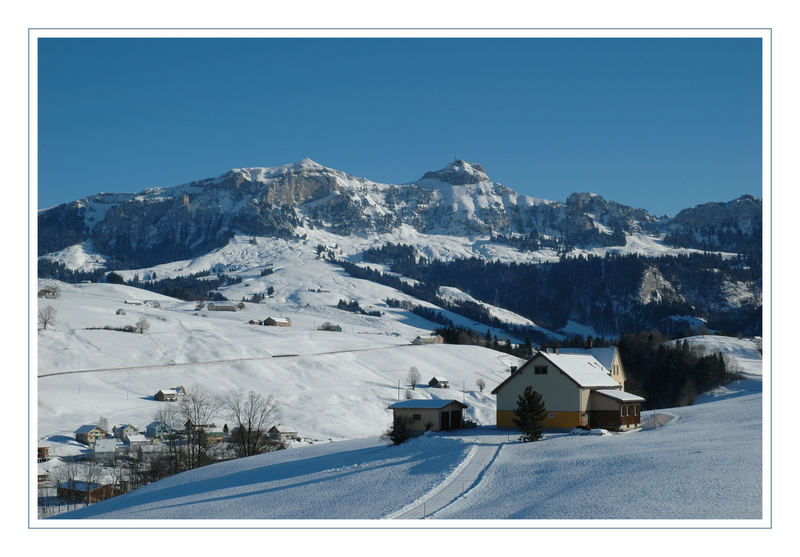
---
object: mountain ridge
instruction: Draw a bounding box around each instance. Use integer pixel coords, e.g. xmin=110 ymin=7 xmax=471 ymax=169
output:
xmin=38 ymin=158 xmax=762 ymax=269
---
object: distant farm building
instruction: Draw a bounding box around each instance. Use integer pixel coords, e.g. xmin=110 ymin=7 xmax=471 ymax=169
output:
xmin=268 ymin=425 xmax=298 ymax=443
xmin=116 ymin=308 xmax=126 ymax=315
xmin=248 ymin=319 xmax=263 ymax=325
xmin=74 ymin=425 xmax=107 ymax=447
xmin=492 ymin=349 xmax=644 ymax=432
xmin=318 ymin=322 xmax=342 ymax=332
xmin=264 ymin=316 xmax=292 ymax=327
xmin=388 ymin=399 xmax=467 ymax=434
xmin=124 ymin=299 xmax=144 ymax=306
xmin=208 ymin=303 xmax=237 ymax=312
xmin=37 ymin=287 xmax=59 ymax=299
xmin=428 ymin=376 xmax=450 ymax=389
xmin=412 ymin=335 xmax=444 ymax=345
xmin=154 ymin=389 xmax=179 ymax=402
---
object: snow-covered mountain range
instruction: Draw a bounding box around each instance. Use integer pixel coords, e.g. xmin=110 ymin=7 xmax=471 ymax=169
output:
xmin=38 ymin=158 xmax=761 ymax=268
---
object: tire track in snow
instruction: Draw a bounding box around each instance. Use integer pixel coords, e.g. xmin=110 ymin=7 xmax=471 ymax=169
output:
xmin=386 ymin=437 xmax=505 ymax=520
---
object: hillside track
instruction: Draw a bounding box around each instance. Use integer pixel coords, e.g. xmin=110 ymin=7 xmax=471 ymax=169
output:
xmin=36 ymin=342 xmax=410 ymax=378
xmin=387 ymin=433 xmax=508 ymax=520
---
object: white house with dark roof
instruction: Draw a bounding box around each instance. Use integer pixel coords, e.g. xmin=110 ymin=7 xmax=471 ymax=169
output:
xmin=388 ymin=399 xmax=467 ymax=433
xmin=492 ymin=349 xmax=644 ymax=431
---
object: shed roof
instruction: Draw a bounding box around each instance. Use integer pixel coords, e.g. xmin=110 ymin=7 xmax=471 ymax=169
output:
xmin=429 ymin=376 xmax=449 ymax=382
xmin=389 ymin=399 xmax=467 ymax=410
xmin=126 ymin=434 xmax=148 ymax=443
xmin=593 ymin=389 xmax=646 ymax=402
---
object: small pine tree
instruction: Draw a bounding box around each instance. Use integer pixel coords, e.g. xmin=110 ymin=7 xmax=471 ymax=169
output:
xmin=513 ymin=386 xmax=548 ymax=442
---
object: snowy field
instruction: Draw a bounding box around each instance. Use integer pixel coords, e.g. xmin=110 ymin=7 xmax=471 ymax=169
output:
xmin=34 ymin=236 xmax=764 ymax=523
xmin=41 ymin=328 xmax=763 ymax=522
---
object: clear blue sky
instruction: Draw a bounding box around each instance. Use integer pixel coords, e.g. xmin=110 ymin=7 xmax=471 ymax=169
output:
xmin=37 ymin=37 xmax=762 ymax=216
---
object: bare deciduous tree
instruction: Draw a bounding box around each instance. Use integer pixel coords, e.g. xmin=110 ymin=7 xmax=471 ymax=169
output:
xmin=135 ymin=317 xmax=150 ymax=334
xmin=178 ymin=385 xmax=222 ymax=469
xmin=476 ymin=378 xmax=486 ymax=392
xmin=38 ymin=305 xmax=56 ymax=330
xmin=226 ymin=390 xmax=281 ymax=457
xmin=407 ymin=366 xmax=421 ymax=390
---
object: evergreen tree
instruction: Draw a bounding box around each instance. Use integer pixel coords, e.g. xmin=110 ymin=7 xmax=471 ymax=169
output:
xmin=513 ymin=386 xmax=548 ymax=442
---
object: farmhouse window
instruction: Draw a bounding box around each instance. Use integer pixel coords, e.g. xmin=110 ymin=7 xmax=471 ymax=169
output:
xmin=534 ymin=366 xmax=548 ymax=375
xmin=412 ymin=414 xmax=421 ymax=421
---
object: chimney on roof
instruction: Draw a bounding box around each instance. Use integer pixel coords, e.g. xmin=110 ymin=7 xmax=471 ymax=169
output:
xmin=554 ymin=347 xmax=559 ymax=354
xmin=510 ymin=365 xmax=517 ymax=374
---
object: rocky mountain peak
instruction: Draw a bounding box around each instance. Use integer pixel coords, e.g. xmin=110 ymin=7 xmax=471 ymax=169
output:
xmin=418 ymin=159 xmax=490 ymax=185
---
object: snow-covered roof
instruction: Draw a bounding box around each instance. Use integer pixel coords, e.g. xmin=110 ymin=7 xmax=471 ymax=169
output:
xmin=539 ymin=353 xmax=620 ymax=388
xmin=94 ymin=438 xmax=118 ymax=452
xmin=593 ymin=389 xmax=645 ymax=402
xmin=75 ymin=424 xmax=102 ymax=434
xmin=429 ymin=376 xmax=449 ymax=382
xmin=126 ymin=433 xmax=148 ymax=443
xmin=557 ymin=347 xmax=618 ymax=371
xmin=389 ymin=399 xmax=467 ymax=410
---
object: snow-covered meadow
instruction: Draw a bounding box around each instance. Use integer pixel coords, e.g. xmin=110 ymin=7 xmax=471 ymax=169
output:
xmin=35 ymin=236 xmax=764 ymax=523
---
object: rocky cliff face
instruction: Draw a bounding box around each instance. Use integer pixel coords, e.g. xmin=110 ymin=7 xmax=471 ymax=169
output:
xmin=38 ymin=158 xmax=761 ymax=268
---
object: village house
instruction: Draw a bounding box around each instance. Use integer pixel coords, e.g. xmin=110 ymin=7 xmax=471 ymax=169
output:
xmin=112 ymin=424 xmax=138 ymax=439
xmin=74 ymin=425 xmax=107 ymax=447
xmin=264 ymin=316 xmax=292 ymax=327
xmin=268 ymin=425 xmax=298 ymax=443
xmin=388 ymin=399 xmax=467 ymax=434
xmin=57 ymin=481 xmax=122 ymax=504
xmin=93 ymin=438 xmax=119 ymax=462
xmin=37 ymin=446 xmax=49 ymax=463
xmin=145 ymin=421 xmax=174 ymax=439
xmin=184 ymin=421 xmax=225 ymax=443
xmin=428 ymin=376 xmax=450 ymax=389
xmin=125 ymin=433 xmax=148 ymax=447
xmin=491 ymin=349 xmax=645 ymax=431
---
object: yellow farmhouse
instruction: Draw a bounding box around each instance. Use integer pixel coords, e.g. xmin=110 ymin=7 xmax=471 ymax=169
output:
xmin=492 ymin=348 xmax=645 ymax=431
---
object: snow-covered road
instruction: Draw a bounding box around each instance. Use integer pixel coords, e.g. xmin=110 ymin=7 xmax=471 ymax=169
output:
xmin=387 ymin=432 xmax=510 ymax=519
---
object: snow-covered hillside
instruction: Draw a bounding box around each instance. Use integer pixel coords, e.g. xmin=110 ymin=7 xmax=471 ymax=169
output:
xmin=44 ymin=326 xmax=762 ymax=521
xmin=37 ymin=267 xmax=524 ymax=446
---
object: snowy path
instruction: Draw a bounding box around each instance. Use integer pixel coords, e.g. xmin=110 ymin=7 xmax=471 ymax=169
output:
xmin=37 ymin=342 xmax=408 ymax=377
xmin=387 ymin=433 xmax=507 ymax=519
